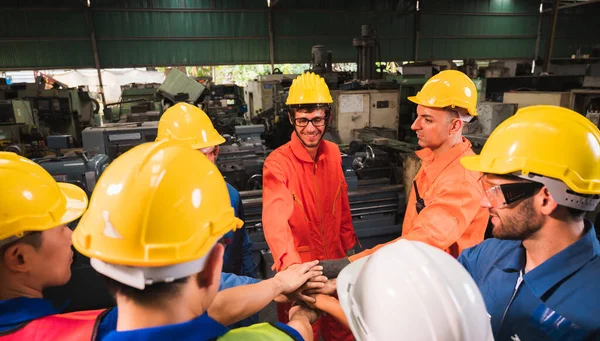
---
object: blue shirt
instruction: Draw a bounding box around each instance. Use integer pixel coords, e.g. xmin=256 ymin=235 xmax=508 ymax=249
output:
xmin=458 ymin=220 xmax=600 ymax=341
xmin=0 ymin=273 xmax=258 ymax=338
xmin=219 ymin=272 xmax=261 ymax=328
xmin=223 ymin=183 xmax=258 ymax=278
xmin=0 ymin=297 xmax=117 ymax=340
xmin=0 ymin=297 xmax=58 ymax=332
xmin=102 ymin=312 xmax=303 ymax=341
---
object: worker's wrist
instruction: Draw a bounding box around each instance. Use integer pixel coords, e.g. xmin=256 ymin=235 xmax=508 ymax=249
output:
xmin=270 ymin=275 xmax=286 ymax=297
xmin=290 ymin=312 xmax=311 ymax=324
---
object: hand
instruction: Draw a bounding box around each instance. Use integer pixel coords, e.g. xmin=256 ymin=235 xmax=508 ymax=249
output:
xmin=304 ymin=278 xmax=337 ymax=296
xmin=305 ymin=294 xmax=337 ymax=310
xmin=320 ymin=258 xmax=350 ymax=278
xmin=274 ymin=260 xmax=323 ymax=295
xmin=289 ymin=303 xmax=320 ymax=325
xmin=284 ymin=274 xmax=328 ymax=304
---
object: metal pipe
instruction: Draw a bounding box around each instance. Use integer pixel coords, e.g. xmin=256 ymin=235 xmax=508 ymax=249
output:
xmin=542 ymin=0 xmax=600 ymax=12
xmin=85 ymin=8 xmax=106 ymax=107
xmin=268 ymin=8 xmax=276 ymax=73
xmin=534 ymin=1 xmax=544 ymax=65
xmin=96 ymin=36 xmax=266 ymax=41
xmin=414 ymin=1 xmax=420 ymax=61
xmin=544 ymin=0 xmax=560 ymax=73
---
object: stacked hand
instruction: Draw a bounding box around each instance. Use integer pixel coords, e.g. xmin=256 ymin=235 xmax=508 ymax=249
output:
xmin=274 ymin=261 xmax=348 ymax=328
xmin=273 ymin=262 xmax=339 ymax=305
xmin=288 ymin=302 xmax=321 ymax=325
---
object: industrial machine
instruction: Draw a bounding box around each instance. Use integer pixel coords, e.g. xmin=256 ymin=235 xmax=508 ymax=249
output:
xmin=104 ymin=83 xmax=162 ymax=123
xmin=244 ymin=74 xmax=295 ymax=117
xmin=203 ymin=84 xmax=248 ymax=135
xmin=329 ymin=89 xmax=400 ymax=144
xmin=82 ymin=121 xmax=159 ymax=161
xmin=0 ymin=99 xmax=46 ymax=157
xmin=105 ymin=69 xmax=207 ymax=124
xmin=463 ymin=102 xmax=518 ymax=137
xmin=218 ymin=125 xmax=268 ymax=191
xmin=34 ymin=151 xmax=109 ymax=198
xmin=0 ymin=77 xmax=100 ymax=147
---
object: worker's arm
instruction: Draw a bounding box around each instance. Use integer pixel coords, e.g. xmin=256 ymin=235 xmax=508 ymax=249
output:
xmin=350 ymin=180 xmax=483 ymax=261
xmin=262 ymin=158 xmax=302 ymax=271
xmin=219 ymin=272 xmax=260 ymax=291
xmin=288 ymin=304 xmax=320 ymax=341
xmin=339 ymin=178 xmax=357 ymax=253
xmin=208 ymin=260 xmax=322 ymax=326
xmin=310 ymin=294 xmax=348 ymax=328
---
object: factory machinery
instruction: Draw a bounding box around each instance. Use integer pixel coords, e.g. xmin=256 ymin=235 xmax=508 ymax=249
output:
xmin=0 ymin=76 xmax=99 ymax=157
xmin=202 ymin=83 xmax=248 ymax=136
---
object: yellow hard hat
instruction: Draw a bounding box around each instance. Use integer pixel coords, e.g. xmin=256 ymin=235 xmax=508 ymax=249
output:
xmin=72 ymin=140 xmax=243 ymax=270
xmin=408 ymin=70 xmax=478 ymax=117
xmin=461 ymin=105 xmax=600 ymax=196
xmin=0 ymin=152 xmax=87 ymax=243
xmin=156 ymin=102 xmax=225 ymax=150
xmin=286 ymin=72 xmax=333 ymax=106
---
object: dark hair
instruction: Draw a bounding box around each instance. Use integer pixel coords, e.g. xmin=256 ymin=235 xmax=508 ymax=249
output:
xmin=288 ymin=104 xmax=331 ymax=118
xmin=565 ymin=207 xmax=587 ymax=220
xmin=102 ymin=274 xmax=189 ymax=307
xmin=0 ymin=231 xmax=43 ymax=256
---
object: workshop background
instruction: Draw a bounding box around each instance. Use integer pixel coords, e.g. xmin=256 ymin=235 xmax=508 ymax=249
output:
xmin=1 ymin=0 xmax=599 ymax=319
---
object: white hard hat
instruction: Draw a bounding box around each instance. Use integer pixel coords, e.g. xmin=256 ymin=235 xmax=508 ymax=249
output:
xmin=337 ymin=240 xmax=494 ymax=341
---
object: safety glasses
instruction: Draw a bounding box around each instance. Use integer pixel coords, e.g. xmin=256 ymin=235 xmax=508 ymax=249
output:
xmin=480 ymin=178 xmax=543 ymax=208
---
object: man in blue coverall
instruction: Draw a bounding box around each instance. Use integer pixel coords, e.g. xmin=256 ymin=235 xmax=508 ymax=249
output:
xmin=156 ymin=102 xmax=257 ymax=278
xmin=155 ymin=102 xmax=259 ymax=327
xmin=458 ymin=105 xmax=600 ymax=341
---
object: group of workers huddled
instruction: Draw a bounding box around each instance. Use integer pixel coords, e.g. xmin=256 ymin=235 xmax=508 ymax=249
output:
xmin=1 ymin=69 xmax=599 ymax=341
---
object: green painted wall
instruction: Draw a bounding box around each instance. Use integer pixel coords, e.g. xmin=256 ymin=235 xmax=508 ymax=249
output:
xmin=0 ymin=0 xmax=598 ymax=69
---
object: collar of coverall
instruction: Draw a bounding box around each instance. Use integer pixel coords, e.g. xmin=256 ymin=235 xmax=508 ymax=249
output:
xmin=416 ymin=137 xmax=472 ymax=182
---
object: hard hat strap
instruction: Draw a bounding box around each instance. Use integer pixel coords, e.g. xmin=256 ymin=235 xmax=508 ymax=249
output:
xmin=517 ymin=173 xmax=600 ymax=211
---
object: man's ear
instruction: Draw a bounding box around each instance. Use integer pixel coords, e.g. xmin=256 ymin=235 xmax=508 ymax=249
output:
xmin=450 ymin=118 xmax=464 ymax=134
xmin=195 ymin=244 xmax=224 ymax=288
xmin=288 ymin=112 xmax=295 ymax=126
xmin=2 ymin=243 xmax=34 ymax=273
xmin=539 ymin=187 xmax=559 ymax=216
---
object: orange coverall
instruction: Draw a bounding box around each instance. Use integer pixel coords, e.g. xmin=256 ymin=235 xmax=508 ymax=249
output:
xmin=350 ymin=137 xmax=489 ymax=261
xmin=262 ymin=133 xmax=356 ymax=341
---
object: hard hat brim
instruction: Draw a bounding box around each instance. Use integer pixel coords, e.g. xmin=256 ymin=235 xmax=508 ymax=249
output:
xmin=58 ymin=182 xmax=88 ymax=226
xmin=407 ymin=95 xmax=478 ymax=117
xmin=407 ymin=95 xmax=423 ymax=106
xmin=459 ymin=155 xmax=484 ymax=173
xmin=337 ymin=256 xmax=370 ymax=338
xmin=191 ymin=134 xmax=226 ymax=150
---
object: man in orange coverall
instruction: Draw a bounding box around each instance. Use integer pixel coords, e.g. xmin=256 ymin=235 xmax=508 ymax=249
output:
xmin=262 ymin=72 xmax=356 ymax=341
xmin=314 ymin=70 xmax=490 ymax=280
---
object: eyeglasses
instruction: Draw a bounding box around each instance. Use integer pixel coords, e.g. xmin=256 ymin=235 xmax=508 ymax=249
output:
xmin=480 ymin=178 xmax=543 ymax=208
xmin=294 ymin=117 xmax=327 ymax=127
